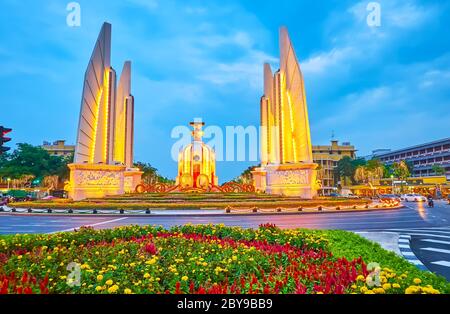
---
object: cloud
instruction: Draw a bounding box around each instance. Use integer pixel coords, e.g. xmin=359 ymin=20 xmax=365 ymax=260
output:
xmin=311 ymin=52 xmax=450 ymax=154
xmin=302 ymin=0 xmax=441 ymax=78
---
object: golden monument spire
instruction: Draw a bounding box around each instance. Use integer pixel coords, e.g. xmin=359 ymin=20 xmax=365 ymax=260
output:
xmin=253 ymin=27 xmax=318 ymax=198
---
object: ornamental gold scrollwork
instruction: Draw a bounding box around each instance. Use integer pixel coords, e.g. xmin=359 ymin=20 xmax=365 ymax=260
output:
xmin=74 ymin=171 xmax=121 ymax=186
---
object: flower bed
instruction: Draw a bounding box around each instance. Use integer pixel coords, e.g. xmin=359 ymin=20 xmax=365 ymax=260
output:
xmin=0 ymin=224 xmax=448 ymax=294
xmin=10 ymin=198 xmax=368 ymax=210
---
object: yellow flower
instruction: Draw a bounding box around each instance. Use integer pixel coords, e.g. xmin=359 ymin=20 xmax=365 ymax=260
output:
xmin=356 ymin=275 xmax=365 ymax=282
xmin=360 ymin=286 xmax=368 ymax=293
xmin=374 ymin=288 xmax=385 ymax=294
xmin=364 ymin=290 xmax=375 ymax=294
xmin=17 ymin=255 xmax=23 ymax=260
xmin=105 ymin=279 xmax=113 ymax=286
xmin=144 ymin=273 xmax=151 ymax=279
xmin=47 ymin=256 xmax=52 ymax=261
xmin=181 ymin=276 xmax=189 ymax=281
xmin=97 ymin=275 xmax=103 ymax=282
xmin=405 ymin=286 xmax=419 ymax=294
xmin=413 ymin=278 xmax=422 ymax=285
xmin=108 ymin=285 xmax=119 ymax=294
xmin=124 ymin=288 xmax=132 ymax=294
xmin=232 ymin=256 xmax=237 ymax=261
xmin=393 ymin=283 xmax=401 ymax=289
xmin=382 ymin=283 xmax=391 ymax=290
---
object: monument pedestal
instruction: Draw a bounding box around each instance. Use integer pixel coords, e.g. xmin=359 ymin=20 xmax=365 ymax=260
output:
xmin=251 ymin=167 xmax=267 ymax=193
xmin=261 ymin=163 xmax=318 ymax=199
xmin=124 ymin=168 xmax=144 ymax=193
xmin=67 ymin=163 xmax=142 ymax=201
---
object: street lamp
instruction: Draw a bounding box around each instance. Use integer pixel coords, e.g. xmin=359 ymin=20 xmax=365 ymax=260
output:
xmin=391 ymin=175 xmax=394 ymax=194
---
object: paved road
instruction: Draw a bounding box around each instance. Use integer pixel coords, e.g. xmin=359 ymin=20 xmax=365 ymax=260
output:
xmin=0 ymin=200 xmax=449 ymax=279
xmin=376 ymin=226 xmax=450 ymax=281
xmin=0 ymin=201 xmax=448 ymax=234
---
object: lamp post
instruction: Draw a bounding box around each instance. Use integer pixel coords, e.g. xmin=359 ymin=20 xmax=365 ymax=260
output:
xmin=391 ymin=175 xmax=394 ymax=194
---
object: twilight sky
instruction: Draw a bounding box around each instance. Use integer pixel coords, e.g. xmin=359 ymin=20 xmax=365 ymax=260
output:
xmin=1 ymin=0 xmax=449 ymax=182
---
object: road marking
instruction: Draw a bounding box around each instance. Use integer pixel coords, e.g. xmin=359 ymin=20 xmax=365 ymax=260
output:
xmin=399 ymin=238 xmax=410 ymax=243
xmin=385 ymin=227 xmax=450 ymax=232
xmin=403 ymin=230 xmax=450 ymax=234
xmin=10 ymin=224 xmax=69 ymax=227
xmin=421 ymin=247 xmax=450 ymax=254
xmin=401 ymin=251 xmax=416 ymax=257
xmin=48 ymin=217 xmax=129 ymax=234
xmin=399 ymin=233 xmax=450 ymax=239
xmin=431 ymin=261 xmax=450 ymax=268
xmin=420 ymin=239 xmax=450 ymax=245
xmin=409 ymin=260 xmax=425 ymax=266
xmin=399 ymin=244 xmax=410 ymax=249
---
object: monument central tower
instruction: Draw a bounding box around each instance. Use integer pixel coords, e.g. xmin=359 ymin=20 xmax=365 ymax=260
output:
xmin=176 ymin=121 xmax=218 ymax=189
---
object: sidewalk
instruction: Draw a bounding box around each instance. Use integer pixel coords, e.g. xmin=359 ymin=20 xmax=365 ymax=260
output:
xmin=356 ymin=231 xmax=402 ymax=256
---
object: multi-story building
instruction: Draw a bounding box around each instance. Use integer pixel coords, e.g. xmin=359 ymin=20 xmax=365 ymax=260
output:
xmin=362 ymin=149 xmax=392 ymax=161
xmin=41 ymin=140 xmax=75 ymax=157
xmin=312 ymin=140 xmax=357 ymax=195
xmin=376 ymin=138 xmax=450 ymax=180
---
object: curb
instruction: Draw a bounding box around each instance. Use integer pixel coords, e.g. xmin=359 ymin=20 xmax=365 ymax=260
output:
xmin=0 ymin=205 xmax=403 ymax=218
xmin=398 ymin=234 xmax=429 ymax=272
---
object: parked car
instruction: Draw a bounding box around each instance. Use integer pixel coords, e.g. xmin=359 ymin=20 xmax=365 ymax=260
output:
xmin=344 ymin=193 xmax=360 ymax=199
xmin=379 ymin=194 xmax=401 ymax=202
xmin=401 ymin=193 xmax=427 ymax=202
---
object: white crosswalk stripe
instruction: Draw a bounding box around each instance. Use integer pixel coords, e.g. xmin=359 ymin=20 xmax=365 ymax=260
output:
xmin=364 ymin=226 xmax=450 ymax=273
xmin=421 ymin=247 xmax=450 ymax=254
xmin=394 ymin=227 xmax=450 ymax=271
xmin=397 ymin=233 xmax=450 ymax=239
xmin=421 ymin=239 xmax=450 ymax=245
xmin=431 ymin=261 xmax=450 ymax=267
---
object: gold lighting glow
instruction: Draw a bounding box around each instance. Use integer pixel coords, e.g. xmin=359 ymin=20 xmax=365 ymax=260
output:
xmin=176 ymin=122 xmax=218 ymax=188
xmin=103 ymin=70 xmax=110 ymax=162
xmin=287 ymin=92 xmax=298 ymax=163
xmin=90 ymin=87 xmax=104 ymax=163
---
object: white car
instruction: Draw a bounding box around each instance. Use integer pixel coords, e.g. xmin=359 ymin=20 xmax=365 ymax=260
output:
xmin=401 ymin=194 xmax=427 ymax=202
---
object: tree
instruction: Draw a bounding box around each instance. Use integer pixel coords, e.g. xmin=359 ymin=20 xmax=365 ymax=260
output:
xmin=354 ymin=166 xmax=368 ymax=184
xmin=134 ymin=162 xmax=174 ymax=184
xmin=335 ymin=157 xmax=366 ymax=186
xmin=234 ymin=165 xmax=258 ymax=184
xmin=432 ymin=165 xmax=445 ymax=176
xmin=353 ymin=159 xmax=385 ymax=186
xmin=392 ymin=160 xmax=411 ymax=192
xmin=366 ymin=159 xmax=385 ymax=183
xmin=0 ymin=143 xmax=73 ymax=189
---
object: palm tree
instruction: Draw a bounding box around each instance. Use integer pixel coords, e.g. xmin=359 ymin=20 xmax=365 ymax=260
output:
xmin=354 ymin=166 xmax=368 ymax=184
xmin=392 ymin=160 xmax=411 ymax=193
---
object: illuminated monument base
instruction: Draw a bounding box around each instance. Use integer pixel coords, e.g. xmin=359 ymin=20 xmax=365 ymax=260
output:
xmin=253 ymin=163 xmax=318 ymax=199
xmin=67 ymin=164 xmax=142 ymax=201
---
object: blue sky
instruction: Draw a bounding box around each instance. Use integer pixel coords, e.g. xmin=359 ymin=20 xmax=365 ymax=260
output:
xmin=1 ymin=0 xmax=449 ymax=182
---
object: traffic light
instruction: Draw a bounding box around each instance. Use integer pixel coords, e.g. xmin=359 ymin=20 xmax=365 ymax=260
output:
xmin=0 ymin=126 xmax=12 ymax=155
